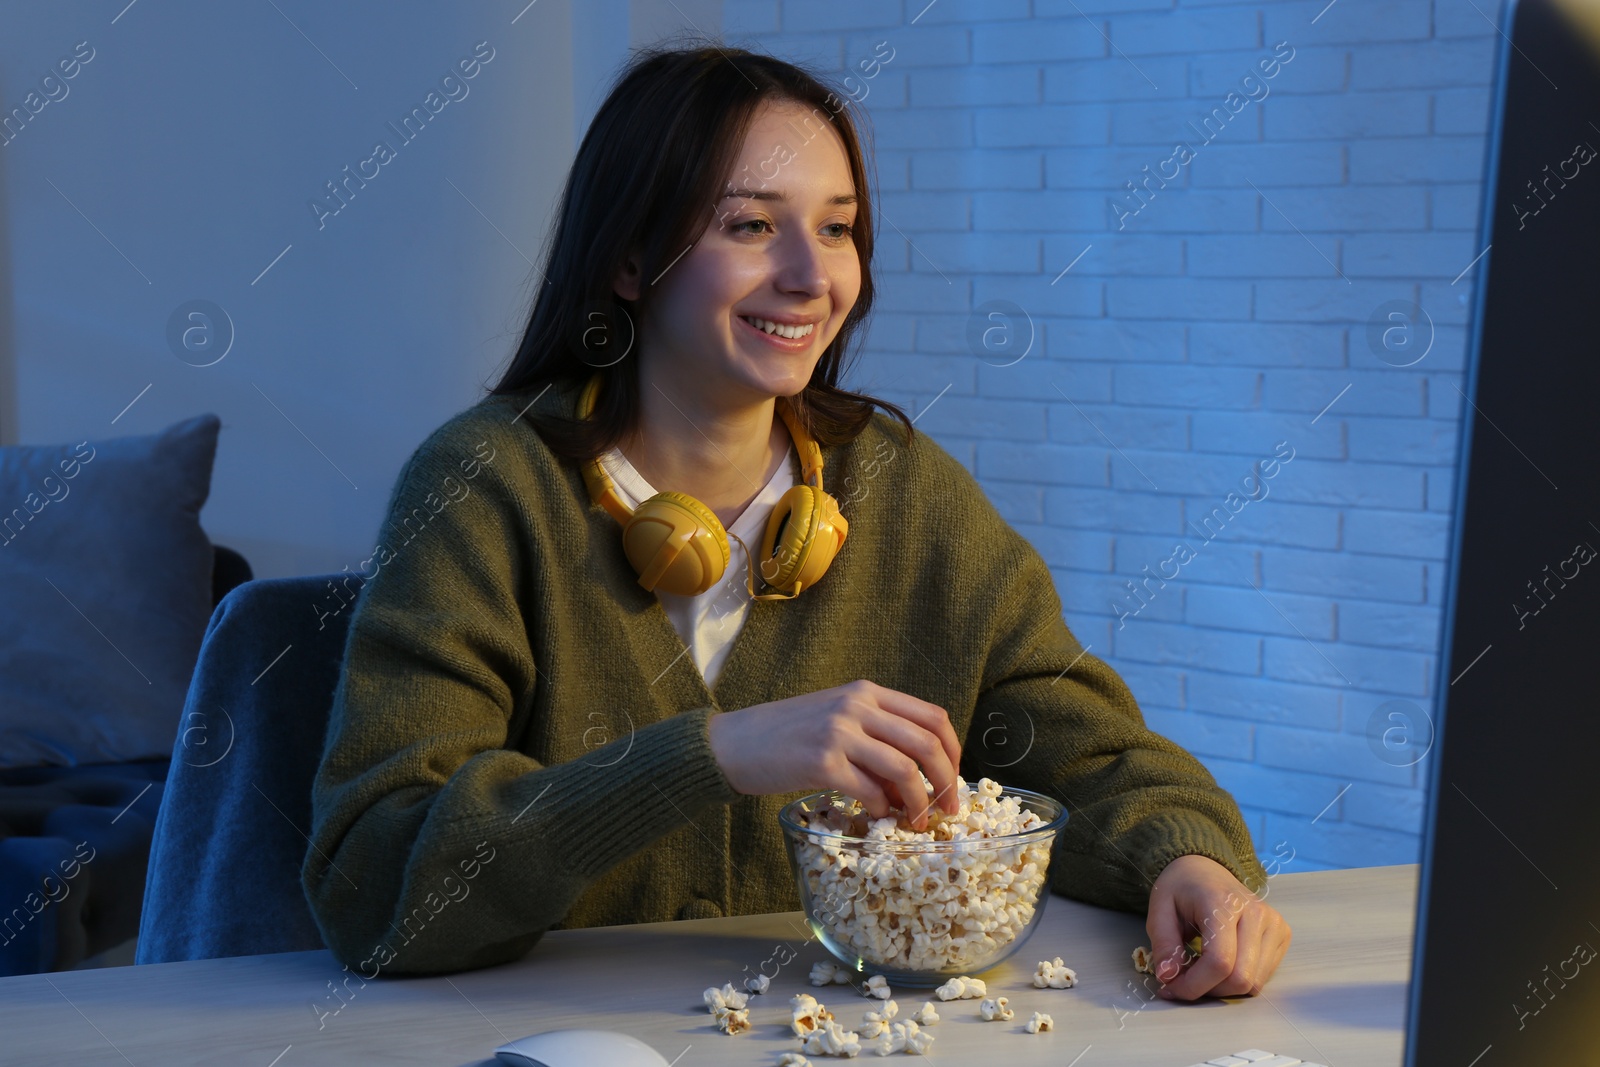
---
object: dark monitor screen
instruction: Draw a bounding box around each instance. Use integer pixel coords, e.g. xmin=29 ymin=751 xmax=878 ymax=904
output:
xmin=1407 ymin=0 xmax=1600 ymax=1062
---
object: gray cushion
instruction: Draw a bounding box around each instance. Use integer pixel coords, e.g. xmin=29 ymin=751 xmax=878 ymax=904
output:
xmin=0 ymin=414 xmax=221 ymax=768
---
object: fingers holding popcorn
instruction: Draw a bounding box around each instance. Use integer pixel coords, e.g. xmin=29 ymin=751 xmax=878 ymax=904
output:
xmin=708 ymin=680 xmax=961 ymax=830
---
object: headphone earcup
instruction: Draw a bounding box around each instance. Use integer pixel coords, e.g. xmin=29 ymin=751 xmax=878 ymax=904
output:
xmin=760 ymin=485 xmax=848 ymax=595
xmin=623 ymin=491 xmax=731 ymax=596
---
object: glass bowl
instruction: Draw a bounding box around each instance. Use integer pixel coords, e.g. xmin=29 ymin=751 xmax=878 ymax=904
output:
xmin=778 ymin=785 xmax=1067 ymax=987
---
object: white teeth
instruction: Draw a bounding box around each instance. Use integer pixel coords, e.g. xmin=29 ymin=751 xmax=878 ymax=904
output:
xmin=742 ymin=315 xmax=814 ymax=340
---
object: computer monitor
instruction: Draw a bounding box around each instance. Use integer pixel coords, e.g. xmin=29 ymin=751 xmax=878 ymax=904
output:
xmin=1407 ymin=0 xmax=1600 ymax=1062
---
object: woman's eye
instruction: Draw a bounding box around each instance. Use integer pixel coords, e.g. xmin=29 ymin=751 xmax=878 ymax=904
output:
xmin=733 ymin=219 xmax=855 ymax=242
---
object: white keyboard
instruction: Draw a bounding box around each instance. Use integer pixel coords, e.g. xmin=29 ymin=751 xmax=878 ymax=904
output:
xmin=1183 ymin=1052 xmax=1328 ymax=1067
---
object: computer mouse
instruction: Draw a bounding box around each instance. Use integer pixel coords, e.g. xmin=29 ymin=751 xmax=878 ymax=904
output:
xmin=493 ymin=1028 xmax=672 ymax=1067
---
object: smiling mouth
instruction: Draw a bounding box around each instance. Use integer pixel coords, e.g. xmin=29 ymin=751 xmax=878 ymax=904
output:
xmin=739 ymin=314 xmax=816 ymax=340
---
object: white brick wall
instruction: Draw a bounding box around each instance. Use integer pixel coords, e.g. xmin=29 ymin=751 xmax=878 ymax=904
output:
xmin=725 ymin=0 xmax=1498 ymax=871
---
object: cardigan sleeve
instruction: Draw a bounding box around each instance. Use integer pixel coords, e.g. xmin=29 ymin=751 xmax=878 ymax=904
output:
xmin=956 ymin=510 xmax=1268 ymax=915
xmin=301 ymin=419 xmax=740 ymax=977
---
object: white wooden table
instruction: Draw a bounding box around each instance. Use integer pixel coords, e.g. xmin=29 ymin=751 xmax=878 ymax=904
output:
xmin=0 ymin=865 xmax=1417 ymax=1066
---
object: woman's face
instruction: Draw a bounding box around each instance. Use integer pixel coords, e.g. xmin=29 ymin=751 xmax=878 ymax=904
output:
xmin=629 ymin=98 xmax=863 ymax=405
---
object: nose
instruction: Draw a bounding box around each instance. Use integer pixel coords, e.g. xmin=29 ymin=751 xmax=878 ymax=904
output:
xmin=773 ymin=227 xmax=831 ymax=299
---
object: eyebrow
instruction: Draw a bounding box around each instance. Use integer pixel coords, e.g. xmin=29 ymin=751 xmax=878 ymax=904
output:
xmin=720 ymin=188 xmax=858 ymax=206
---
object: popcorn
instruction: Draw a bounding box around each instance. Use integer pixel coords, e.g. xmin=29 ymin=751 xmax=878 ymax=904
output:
xmin=870 ymin=1019 xmax=929 ymax=1056
xmin=1031 ymin=956 xmax=1077 ymax=989
xmin=1129 ymin=938 xmax=1201 ymax=980
xmin=791 ymin=992 xmax=836 ymax=1037
xmin=863 ymin=975 xmax=891 ymax=1000
xmin=801 ymin=1019 xmax=862 ymax=1058
xmin=911 ymin=1001 xmax=940 ymax=1025
xmin=793 ymin=777 xmax=1053 ymax=973
xmin=1024 ymin=1011 xmax=1053 ymax=1034
xmin=934 ymin=975 xmax=986 ymax=1001
xmin=793 ymin=992 xmax=822 ymax=1012
xmin=978 ymin=996 xmax=1014 ymax=1022
xmin=745 ymin=972 xmax=771 ymax=995
xmin=712 ymin=1005 xmax=750 ymax=1034
xmin=811 ymin=961 xmax=852 ymax=986
xmin=702 ymin=983 xmax=749 ymax=1012
xmin=700 ymin=982 xmax=751 ymax=1035
xmin=780 ymin=1055 xmax=815 ymax=1067
xmin=860 ymin=999 xmax=898 ymax=1038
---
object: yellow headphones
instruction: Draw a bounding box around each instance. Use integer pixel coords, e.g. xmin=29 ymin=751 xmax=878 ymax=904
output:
xmin=577 ymin=372 xmax=848 ymax=600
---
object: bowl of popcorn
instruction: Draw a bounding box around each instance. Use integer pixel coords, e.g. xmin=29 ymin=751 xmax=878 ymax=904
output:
xmin=779 ymin=776 xmax=1066 ymax=987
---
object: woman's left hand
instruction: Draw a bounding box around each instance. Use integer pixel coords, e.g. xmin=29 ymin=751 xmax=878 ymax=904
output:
xmin=1145 ymin=854 xmax=1292 ymax=1000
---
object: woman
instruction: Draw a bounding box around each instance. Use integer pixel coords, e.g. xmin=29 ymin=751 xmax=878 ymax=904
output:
xmin=303 ymin=41 xmax=1289 ymax=999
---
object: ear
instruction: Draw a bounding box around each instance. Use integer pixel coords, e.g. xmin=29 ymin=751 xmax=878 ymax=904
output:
xmin=613 ymin=250 xmax=643 ymax=302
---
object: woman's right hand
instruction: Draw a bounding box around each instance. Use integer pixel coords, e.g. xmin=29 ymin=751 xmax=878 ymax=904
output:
xmin=706 ymin=680 xmax=962 ymax=830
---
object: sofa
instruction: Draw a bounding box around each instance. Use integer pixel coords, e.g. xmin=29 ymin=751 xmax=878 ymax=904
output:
xmin=0 ymin=414 xmax=250 ymax=975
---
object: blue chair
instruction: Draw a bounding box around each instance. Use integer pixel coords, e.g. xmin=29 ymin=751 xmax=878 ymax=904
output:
xmin=135 ymin=571 xmax=362 ymax=963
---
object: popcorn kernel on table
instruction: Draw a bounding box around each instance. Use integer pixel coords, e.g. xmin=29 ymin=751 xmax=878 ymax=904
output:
xmin=1031 ymin=956 xmax=1077 ymax=989
xmin=860 ymin=998 xmax=899 ymax=1038
xmin=871 ymin=1019 xmax=930 ymax=1056
xmin=810 ymin=960 xmax=853 ymax=986
xmin=702 ymin=982 xmax=748 ymax=1012
xmin=790 ymin=992 xmax=836 ymax=1037
xmin=978 ymin=995 xmax=1014 ymax=1021
xmin=800 ymin=1018 xmax=862 ymax=1058
xmin=711 ymin=1004 xmax=750 ymax=1034
xmin=934 ymin=974 xmax=986 ymax=1001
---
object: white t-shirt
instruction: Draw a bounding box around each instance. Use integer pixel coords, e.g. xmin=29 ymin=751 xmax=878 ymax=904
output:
xmin=597 ymin=440 xmax=797 ymax=690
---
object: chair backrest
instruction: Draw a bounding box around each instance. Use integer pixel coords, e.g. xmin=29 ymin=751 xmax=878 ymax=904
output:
xmin=136 ymin=571 xmax=364 ymax=963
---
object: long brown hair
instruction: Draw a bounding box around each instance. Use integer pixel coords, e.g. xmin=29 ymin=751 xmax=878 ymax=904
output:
xmin=486 ymin=37 xmax=915 ymax=463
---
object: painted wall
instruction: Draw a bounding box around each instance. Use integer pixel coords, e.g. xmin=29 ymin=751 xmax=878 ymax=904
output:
xmin=0 ymin=0 xmax=717 ymax=579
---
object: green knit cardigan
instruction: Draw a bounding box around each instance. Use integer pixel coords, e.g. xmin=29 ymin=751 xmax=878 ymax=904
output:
xmin=302 ymin=379 xmax=1267 ymax=976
